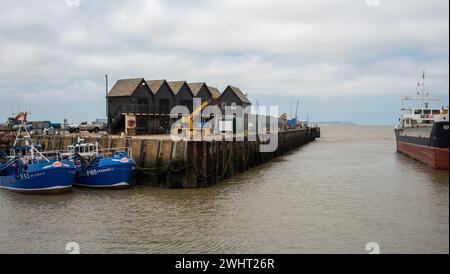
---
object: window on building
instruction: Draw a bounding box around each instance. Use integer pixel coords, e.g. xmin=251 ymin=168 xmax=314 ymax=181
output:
xmin=231 ymin=103 xmax=237 ymax=110
xmin=414 ymin=109 xmax=422 ymax=115
xmin=221 ymin=102 xmax=227 ymax=109
xmin=136 ymin=98 xmax=149 ymax=112
xmin=423 ymin=109 xmax=431 ymax=115
xmin=160 ymin=99 xmax=170 ymax=113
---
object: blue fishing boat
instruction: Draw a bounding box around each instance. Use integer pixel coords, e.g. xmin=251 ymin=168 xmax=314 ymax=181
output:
xmin=0 ymin=116 xmax=76 ymax=194
xmin=66 ymin=139 xmax=135 ymax=189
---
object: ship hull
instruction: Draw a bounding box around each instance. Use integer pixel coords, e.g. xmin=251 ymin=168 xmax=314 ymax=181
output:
xmin=395 ymin=121 xmax=449 ymax=170
xmin=396 ymin=141 xmax=448 ymax=170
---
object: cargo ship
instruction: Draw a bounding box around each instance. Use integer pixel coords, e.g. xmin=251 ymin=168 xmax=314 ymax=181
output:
xmin=394 ymin=72 xmax=449 ymax=170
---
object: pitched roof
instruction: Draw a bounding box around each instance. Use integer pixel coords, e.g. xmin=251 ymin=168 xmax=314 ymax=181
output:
xmin=146 ymin=80 xmax=166 ymax=94
xmin=226 ymin=85 xmax=251 ymax=104
xmin=168 ymin=81 xmax=191 ymax=96
xmin=207 ymin=86 xmax=221 ymax=99
xmin=107 ymin=78 xmax=144 ymax=97
xmin=188 ymin=82 xmax=207 ymax=97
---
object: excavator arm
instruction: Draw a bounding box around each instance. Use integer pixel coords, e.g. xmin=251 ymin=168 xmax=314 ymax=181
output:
xmin=188 ymin=100 xmax=211 ymax=130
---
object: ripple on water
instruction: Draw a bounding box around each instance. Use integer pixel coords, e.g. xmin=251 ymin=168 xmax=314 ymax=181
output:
xmin=0 ymin=126 xmax=448 ymax=253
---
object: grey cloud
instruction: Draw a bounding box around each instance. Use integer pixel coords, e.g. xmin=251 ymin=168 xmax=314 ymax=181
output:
xmin=0 ymin=0 xmax=448 ymax=104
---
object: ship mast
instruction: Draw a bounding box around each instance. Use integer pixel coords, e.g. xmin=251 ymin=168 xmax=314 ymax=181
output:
xmin=402 ymin=71 xmax=441 ymax=109
xmin=417 ymin=70 xmax=430 ymax=108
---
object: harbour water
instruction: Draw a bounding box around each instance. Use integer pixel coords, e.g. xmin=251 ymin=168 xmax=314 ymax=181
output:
xmin=0 ymin=126 xmax=448 ymax=254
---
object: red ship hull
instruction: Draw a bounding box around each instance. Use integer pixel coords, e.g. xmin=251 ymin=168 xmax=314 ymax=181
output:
xmin=397 ymin=141 xmax=449 ymax=170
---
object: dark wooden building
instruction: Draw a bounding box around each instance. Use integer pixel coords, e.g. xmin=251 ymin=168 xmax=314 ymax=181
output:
xmin=168 ymin=81 xmax=194 ymax=112
xmin=217 ymin=85 xmax=252 ymax=109
xmin=107 ymin=78 xmax=176 ymax=134
xmin=207 ymin=86 xmax=221 ymax=104
xmin=217 ymin=85 xmax=252 ymax=135
xmin=147 ymin=80 xmax=176 ymax=133
xmin=188 ymin=82 xmax=220 ymax=105
xmin=107 ymin=78 xmax=253 ymax=135
xmin=107 ymin=78 xmax=153 ymax=134
xmin=147 ymin=80 xmax=175 ymax=114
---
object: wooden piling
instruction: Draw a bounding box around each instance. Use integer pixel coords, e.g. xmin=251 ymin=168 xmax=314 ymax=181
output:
xmin=28 ymin=128 xmax=319 ymax=188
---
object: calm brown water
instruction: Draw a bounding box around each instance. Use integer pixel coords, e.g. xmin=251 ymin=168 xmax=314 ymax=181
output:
xmin=0 ymin=126 xmax=448 ymax=254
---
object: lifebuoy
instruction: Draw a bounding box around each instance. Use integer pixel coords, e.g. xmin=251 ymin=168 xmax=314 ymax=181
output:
xmin=127 ymin=119 xmax=136 ymax=128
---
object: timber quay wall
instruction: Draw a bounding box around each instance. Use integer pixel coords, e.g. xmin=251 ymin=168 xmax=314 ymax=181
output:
xmin=19 ymin=127 xmax=320 ymax=188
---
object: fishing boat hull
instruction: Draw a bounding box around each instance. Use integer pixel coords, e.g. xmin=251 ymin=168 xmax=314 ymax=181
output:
xmin=0 ymin=161 xmax=76 ymax=194
xmin=74 ymin=158 xmax=135 ymax=189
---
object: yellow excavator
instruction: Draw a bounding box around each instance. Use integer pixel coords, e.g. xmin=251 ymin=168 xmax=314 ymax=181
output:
xmin=173 ymin=97 xmax=219 ymax=137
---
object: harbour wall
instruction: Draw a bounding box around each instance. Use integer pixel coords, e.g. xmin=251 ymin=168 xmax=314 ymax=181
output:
xmin=4 ymin=128 xmax=320 ymax=188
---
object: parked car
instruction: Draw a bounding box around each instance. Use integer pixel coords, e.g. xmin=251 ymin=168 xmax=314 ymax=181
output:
xmin=68 ymin=121 xmax=105 ymax=134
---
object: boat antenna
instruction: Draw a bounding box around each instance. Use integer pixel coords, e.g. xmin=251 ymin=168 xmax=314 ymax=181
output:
xmin=416 ymin=70 xmax=429 ymax=98
xmin=422 ymin=70 xmax=427 ymax=97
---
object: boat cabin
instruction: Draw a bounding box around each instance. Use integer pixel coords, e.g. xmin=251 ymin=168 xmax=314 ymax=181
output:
xmin=400 ymin=107 xmax=443 ymax=127
xmin=399 ymin=72 xmax=449 ymax=128
xmin=68 ymin=143 xmax=100 ymax=158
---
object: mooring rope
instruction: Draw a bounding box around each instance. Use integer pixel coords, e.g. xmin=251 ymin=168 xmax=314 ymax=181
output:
xmin=134 ymin=164 xmax=171 ymax=175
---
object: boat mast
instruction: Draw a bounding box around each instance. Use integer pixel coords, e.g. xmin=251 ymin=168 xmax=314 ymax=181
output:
xmin=12 ymin=112 xmax=30 ymax=147
xmin=12 ymin=111 xmax=49 ymax=162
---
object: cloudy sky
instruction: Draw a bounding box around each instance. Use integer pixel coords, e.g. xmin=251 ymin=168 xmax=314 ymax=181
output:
xmin=0 ymin=0 xmax=448 ymax=124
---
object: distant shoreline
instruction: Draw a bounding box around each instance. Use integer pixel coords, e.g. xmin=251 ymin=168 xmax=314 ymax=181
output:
xmin=312 ymin=121 xmax=358 ymax=126
xmin=314 ymin=123 xmax=393 ymax=126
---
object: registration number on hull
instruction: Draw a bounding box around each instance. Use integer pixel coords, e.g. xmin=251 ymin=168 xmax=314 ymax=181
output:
xmin=86 ymin=168 xmax=112 ymax=177
xmin=21 ymin=172 xmax=45 ymax=180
